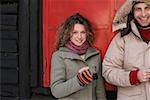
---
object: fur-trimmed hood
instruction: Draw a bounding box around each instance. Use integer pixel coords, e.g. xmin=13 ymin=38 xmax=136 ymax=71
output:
xmin=113 ymin=0 xmax=150 ymax=32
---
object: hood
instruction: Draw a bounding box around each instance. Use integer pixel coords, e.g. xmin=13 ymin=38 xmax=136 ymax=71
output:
xmin=113 ymin=0 xmax=150 ymax=32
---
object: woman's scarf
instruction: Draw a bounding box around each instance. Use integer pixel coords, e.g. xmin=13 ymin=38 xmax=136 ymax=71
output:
xmin=65 ymin=41 xmax=89 ymax=55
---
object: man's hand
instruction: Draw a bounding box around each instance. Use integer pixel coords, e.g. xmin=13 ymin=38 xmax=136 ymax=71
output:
xmin=137 ymin=68 xmax=150 ymax=82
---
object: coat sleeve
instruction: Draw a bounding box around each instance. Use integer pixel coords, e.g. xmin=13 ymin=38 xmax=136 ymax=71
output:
xmin=50 ymin=52 xmax=83 ymax=98
xmin=96 ymin=55 xmax=107 ymax=100
xmin=102 ymin=33 xmax=131 ymax=87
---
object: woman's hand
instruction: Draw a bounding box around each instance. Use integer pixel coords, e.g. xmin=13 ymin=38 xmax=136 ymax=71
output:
xmin=77 ymin=66 xmax=98 ymax=86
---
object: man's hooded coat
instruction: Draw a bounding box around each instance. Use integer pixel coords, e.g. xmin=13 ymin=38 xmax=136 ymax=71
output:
xmin=103 ymin=0 xmax=150 ymax=100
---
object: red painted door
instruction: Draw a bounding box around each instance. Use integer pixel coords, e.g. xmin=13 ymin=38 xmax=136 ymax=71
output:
xmin=43 ymin=0 xmax=125 ymax=88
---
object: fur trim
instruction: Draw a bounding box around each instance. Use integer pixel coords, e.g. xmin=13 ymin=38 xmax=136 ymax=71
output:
xmin=113 ymin=0 xmax=150 ymax=32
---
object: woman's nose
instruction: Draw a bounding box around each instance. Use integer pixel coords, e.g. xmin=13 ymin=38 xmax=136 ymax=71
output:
xmin=77 ymin=33 xmax=82 ymax=38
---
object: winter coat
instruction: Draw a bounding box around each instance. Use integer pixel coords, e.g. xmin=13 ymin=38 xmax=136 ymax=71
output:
xmin=51 ymin=47 xmax=106 ymax=100
xmin=103 ymin=0 xmax=150 ymax=100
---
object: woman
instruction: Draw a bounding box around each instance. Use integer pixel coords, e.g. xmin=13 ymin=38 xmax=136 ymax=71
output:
xmin=51 ymin=13 xmax=106 ymax=100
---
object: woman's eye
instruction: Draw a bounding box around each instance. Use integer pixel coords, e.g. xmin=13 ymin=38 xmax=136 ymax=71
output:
xmin=81 ymin=31 xmax=86 ymax=34
xmin=72 ymin=31 xmax=78 ymax=34
xmin=72 ymin=31 xmax=86 ymax=34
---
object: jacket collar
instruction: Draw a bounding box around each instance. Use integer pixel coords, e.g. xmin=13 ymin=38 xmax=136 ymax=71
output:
xmin=59 ymin=47 xmax=99 ymax=60
xmin=130 ymin=21 xmax=143 ymax=39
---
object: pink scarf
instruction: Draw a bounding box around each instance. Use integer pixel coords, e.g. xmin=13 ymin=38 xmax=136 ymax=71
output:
xmin=65 ymin=41 xmax=89 ymax=55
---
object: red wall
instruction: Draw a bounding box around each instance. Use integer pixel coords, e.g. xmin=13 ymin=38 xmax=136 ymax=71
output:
xmin=43 ymin=0 xmax=125 ymax=88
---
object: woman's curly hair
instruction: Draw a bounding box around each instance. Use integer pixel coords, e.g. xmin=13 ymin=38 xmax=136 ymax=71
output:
xmin=55 ymin=13 xmax=94 ymax=51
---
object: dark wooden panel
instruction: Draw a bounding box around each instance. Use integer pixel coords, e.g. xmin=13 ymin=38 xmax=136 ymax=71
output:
xmin=0 ymin=85 xmax=19 ymax=97
xmin=0 ymin=3 xmax=18 ymax=14
xmin=0 ymin=15 xmax=17 ymax=26
xmin=0 ymin=40 xmax=17 ymax=52
xmin=0 ymin=53 xmax=18 ymax=60
xmin=0 ymin=25 xmax=17 ymax=31
xmin=0 ymin=31 xmax=18 ymax=39
xmin=0 ymin=69 xmax=18 ymax=84
xmin=0 ymin=53 xmax=18 ymax=68
xmin=30 ymin=0 xmax=38 ymax=87
xmin=38 ymin=0 xmax=43 ymax=86
xmin=0 ymin=0 xmax=18 ymax=3
xmin=19 ymin=0 xmax=30 ymax=98
xmin=0 ymin=60 xmax=18 ymax=68
xmin=0 ymin=97 xmax=19 ymax=100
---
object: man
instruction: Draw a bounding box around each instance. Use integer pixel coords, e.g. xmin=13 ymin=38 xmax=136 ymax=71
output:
xmin=102 ymin=0 xmax=150 ymax=100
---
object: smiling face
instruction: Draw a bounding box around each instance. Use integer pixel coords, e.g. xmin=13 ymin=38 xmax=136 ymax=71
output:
xmin=70 ymin=23 xmax=87 ymax=46
xmin=133 ymin=3 xmax=150 ymax=28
